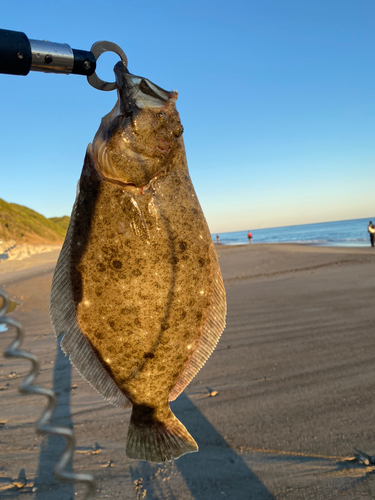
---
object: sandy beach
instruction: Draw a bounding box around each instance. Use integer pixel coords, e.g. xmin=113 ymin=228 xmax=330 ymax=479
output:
xmin=1 ymin=243 xmax=375 ymax=499
xmin=0 ymin=241 xmax=62 ymax=263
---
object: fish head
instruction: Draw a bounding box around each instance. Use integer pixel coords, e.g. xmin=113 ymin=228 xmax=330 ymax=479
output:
xmin=90 ymin=61 xmax=184 ymax=190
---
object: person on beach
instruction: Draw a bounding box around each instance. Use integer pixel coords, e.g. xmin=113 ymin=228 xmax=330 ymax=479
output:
xmin=216 ymin=234 xmax=220 ymax=243
xmin=247 ymin=231 xmax=252 ymax=243
xmin=368 ymin=222 xmax=375 ymax=247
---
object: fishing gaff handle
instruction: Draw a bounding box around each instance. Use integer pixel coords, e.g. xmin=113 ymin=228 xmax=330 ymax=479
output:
xmin=0 ymin=29 xmax=96 ymax=76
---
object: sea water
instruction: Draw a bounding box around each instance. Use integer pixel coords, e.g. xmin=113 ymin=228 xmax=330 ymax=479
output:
xmin=212 ymin=217 xmax=375 ymax=247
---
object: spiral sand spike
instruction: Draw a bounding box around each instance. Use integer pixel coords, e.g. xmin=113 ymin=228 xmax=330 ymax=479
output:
xmin=0 ymin=288 xmax=96 ymax=499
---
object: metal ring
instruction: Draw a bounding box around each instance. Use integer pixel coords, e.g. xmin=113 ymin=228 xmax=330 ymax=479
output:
xmin=87 ymin=41 xmax=128 ymax=91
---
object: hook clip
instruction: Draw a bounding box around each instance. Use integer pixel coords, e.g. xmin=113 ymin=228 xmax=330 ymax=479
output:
xmin=87 ymin=41 xmax=128 ymax=91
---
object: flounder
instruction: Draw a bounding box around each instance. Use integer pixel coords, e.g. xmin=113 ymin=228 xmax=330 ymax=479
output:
xmin=50 ymin=61 xmax=226 ymax=462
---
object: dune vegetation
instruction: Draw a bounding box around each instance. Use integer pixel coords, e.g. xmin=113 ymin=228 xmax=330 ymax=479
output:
xmin=0 ymin=198 xmax=69 ymax=245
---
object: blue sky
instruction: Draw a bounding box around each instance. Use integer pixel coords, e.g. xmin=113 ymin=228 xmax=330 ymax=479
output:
xmin=1 ymin=0 xmax=374 ymax=233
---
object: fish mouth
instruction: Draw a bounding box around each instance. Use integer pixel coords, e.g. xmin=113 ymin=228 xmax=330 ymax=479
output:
xmin=114 ymin=61 xmax=178 ymax=110
xmin=89 ymin=63 xmax=179 ymax=191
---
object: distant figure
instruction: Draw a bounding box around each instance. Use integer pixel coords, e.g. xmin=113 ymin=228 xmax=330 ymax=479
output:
xmin=216 ymin=234 xmax=220 ymax=244
xmin=368 ymin=221 xmax=375 ymax=247
xmin=247 ymin=231 xmax=252 ymax=244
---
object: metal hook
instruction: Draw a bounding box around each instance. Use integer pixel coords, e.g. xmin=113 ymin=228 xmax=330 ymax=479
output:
xmin=87 ymin=41 xmax=128 ymax=91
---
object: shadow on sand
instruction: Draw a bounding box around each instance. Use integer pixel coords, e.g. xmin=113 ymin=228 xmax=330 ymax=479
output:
xmin=130 ymin=393 xmax=276 ymax=500
xmin=34 ymin=338 xmax=74 ymax=499
xmin=34 ymin=340 xmax=274 ymax=499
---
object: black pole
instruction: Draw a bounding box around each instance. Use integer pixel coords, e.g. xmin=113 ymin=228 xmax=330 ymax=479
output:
xmin=0 ymin=29 xmax=32 ymax=76
xmin=0 ymin=28 xmax=96 ymax=77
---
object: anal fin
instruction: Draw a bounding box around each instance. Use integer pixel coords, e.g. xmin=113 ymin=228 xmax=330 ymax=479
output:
xmin=169 ymin=244 xmax=226 ymax=401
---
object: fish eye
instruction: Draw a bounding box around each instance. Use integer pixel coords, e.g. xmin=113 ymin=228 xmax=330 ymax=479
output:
xmin=157 ymin=112 xmax=164 ymax=119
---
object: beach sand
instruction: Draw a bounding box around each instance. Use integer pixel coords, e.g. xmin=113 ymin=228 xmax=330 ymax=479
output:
xmin=1 ymin=243 xmax=375 ymax=499
xmin=0 ymin=241 xmax=62 ymax=263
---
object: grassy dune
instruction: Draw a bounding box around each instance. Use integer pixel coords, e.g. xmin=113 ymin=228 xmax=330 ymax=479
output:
xmin=49 ymin=216 xmax=70 ymax=233
xmin=0 ymin=198 xmax=69 ymax=244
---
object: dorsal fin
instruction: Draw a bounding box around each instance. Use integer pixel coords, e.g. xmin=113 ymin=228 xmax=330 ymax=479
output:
xmin=49 ymin=182 xmax=131 ymax=409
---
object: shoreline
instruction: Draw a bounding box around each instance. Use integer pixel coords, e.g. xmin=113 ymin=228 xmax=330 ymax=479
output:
xmin=213 ymin=242 xmax=375 ymax=255
xmin=214 ymin=241 xmax=373 ymax=249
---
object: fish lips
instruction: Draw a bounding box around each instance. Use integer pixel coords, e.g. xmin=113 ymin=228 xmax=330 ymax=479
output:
xmin=114 ymin=61 xmax=178 ymax=111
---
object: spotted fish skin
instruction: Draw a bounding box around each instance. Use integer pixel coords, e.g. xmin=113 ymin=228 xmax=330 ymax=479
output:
xmin=50 ymin=62 xmax=226 ymax=463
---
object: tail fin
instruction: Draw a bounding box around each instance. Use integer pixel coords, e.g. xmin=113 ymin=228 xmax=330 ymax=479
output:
xmin=126 ymin=405 xmax=198 ymax=462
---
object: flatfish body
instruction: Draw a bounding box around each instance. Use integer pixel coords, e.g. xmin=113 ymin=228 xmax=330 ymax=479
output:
xmin=50 ymin=62 xmax=226 ymax=462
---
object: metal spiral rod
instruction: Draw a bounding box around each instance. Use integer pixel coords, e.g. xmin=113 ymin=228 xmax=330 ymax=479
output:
xmin=0 ymin=288 xmax=96 ymax=498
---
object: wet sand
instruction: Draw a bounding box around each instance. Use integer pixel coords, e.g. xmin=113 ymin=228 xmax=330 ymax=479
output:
xmin=1 ymin=243 xmax=375 ymax=499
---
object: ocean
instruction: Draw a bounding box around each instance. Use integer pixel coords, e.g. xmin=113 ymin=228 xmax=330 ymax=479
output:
xmin=212 ymin=217 xmax=375 ymax=247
